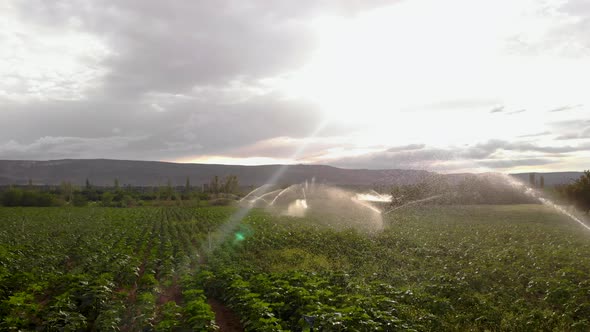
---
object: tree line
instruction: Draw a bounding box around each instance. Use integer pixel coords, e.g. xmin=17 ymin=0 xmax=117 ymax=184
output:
xmin=388 ymin=174 xmax=538 ymax=207
xmin=0 ymin=174 xmax=240 ymax=207
xmin=387 ymin=171 xmax=590 ymax=213
xmin=556 ymin=170 xmax=590 ymax=214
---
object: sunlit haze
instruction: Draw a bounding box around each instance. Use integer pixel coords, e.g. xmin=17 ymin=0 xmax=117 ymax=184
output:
xmin=1 ymin=0 xmax=589 ymax=172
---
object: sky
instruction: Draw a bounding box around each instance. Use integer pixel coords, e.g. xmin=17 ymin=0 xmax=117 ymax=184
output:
xmin=1 ymin=0 xmax=589 ymax=173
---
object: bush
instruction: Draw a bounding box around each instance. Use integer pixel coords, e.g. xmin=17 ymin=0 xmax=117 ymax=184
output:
xmin=1 ymin=188 xmax=58 ymax=207
xmin=1 ymin=189 xmax=23 ymax=206
xmin=209 ymin=198 xmax=233 ymax=206
xmin=72 ymin=193 xmax=88 ymax=207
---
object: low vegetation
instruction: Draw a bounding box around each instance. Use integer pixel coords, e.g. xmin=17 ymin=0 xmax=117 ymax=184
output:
xmin=0 ymin=174 xmax=241 ymax=208
xmin=0 ymin=207 xmax=226 ymax=331
xmin=1 ymin=204 xmax=589 ymax=330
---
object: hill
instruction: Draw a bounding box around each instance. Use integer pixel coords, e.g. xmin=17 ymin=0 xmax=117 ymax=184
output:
xmin=0 ymin=159 xmax=582 ymax=187
xmin=511 ymin=172 xmax=584 ymax=186
xmin=0 ymin=159 xmax=434 ymax=187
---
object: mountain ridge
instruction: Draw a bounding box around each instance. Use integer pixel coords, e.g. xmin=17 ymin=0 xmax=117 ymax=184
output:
xmin=0 ymin=159 xmax=582 ymax=187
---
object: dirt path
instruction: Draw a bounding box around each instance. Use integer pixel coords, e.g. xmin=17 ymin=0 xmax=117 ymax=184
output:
xmin=207 ymin=298 xmax=244 ymax=332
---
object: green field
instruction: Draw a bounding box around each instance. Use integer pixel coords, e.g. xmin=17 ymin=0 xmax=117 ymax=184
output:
xmin=1 ymin=205 xmax=589 ymax=331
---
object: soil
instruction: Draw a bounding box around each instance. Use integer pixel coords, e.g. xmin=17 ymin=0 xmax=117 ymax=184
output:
xmin=207 ymin=298 xmax=244 ymax=332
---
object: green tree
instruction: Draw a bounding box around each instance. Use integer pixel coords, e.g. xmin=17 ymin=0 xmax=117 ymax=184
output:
xmin=223 ymin=175 xmax=239 ymax=194
xmin=101 ymin=192 xmax=114 ymax=207
xmin=562 ymin=170 xmax=590 ymax=214
xmin=114 ymin=178 xmax=120 ymax=190
xmin=155 ymin=186 xmax=161 ymax=200
xmin=529 ymin=173 xmax=536 ymax=188
xmin=85 ymin=178 xmax=91 ymax=190
xmin=72 ymin=192 xmax=88 ymax=207
xmin=61 ymin=181 xmax=73 ymax=202
xmin=539 ymin=176 xmax=545 ymax=189
xmin=165 ymin=179 xmax=174 ymax=200
xmin=21 ymin=191 xmax=38 ymax=206
xmin=210 ymin=176 xmax=220 ymax=195
xmin=121 ymin=194 xmax=136 ymax=207
xmin=1 ymin=188 xmax=23 ymax=206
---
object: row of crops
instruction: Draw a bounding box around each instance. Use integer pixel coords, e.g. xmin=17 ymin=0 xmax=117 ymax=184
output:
xmin=0 ymin=207 xmax=232 ymax=331
xmin=196 ymin=205 xmax=590 ymax=331
xmin=1 ymin=205 xmax=590 ymax=331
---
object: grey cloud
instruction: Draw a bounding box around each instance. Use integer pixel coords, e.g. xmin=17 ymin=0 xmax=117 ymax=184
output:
xmin=386 ymin=144 xmax=425 ymax=152
xmin=403 ymin=99 xmax=499 ymax=112
xmin=0 ymin=0 xmax=391 ymax=162
xmin=224 ymin=137 xmax=342 ymax=160
xmin=490 ymin=106 xmax=505 ymax=113
xmin=550 ymin=118 xmax=590 ymax=129
xmin=508 ymin=0 xmax=590 ymax=55
xmin=3 ymin=0 xmax=586 ymax=170
xmin=507 ymin=109 xmax=526 ymax=115
xmin=16 ymin=0 xmax=395 ymax=98
xmin=327 ymin=148 xmax=452 ymax=170
xmin=467 ymin=139 xmax=590 ymax=155
xmin=518 ymin=131 xmax=551 ymax=138
xmin=489 ymin=107 xmax=526 ymax=115
xmin=328 ymin=145 xmax=478 ymax=170
xmin=555 ymin=127 xmax=590 ymax=140
xmin=476 ymin=158 xmax=557 ymax=168
xmin=0 ymin=136 xmax=146 ymax=160
xmin=0 ymin=95 xmax=334 ymax=160
xmin=326 ymin=139 xmax=589 ymax=170
xmin=550 ymin=118 xmax=590 ymax=140
xmin=558 ymin=0 xmax=590 ymax=46
xmin=549 ymin=104 xmax=583 ymax=112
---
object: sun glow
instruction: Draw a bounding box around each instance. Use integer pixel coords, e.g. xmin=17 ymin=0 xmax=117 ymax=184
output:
xmin=280 ymin=0 xmax=590 ymax=148
xmin=177 ymin=156 xmax=296 ymax=165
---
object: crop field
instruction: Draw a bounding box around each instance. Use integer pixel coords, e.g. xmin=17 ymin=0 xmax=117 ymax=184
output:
xmin=0 ymin=207 xmax=230 ymax=331
xmin=1 ymin=204 xmax=590 ymax=331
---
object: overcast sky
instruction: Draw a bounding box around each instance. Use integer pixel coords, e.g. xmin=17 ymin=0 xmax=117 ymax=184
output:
xmin=1 ymin=0 xmax=589 ymax=172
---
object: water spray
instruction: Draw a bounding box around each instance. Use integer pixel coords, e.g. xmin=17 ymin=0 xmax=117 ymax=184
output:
xmin=249 ymin=189 xmax=282 ymax=205
xmin=356 ymin=192 xmax=393 ymax=202
xmin=383 ymin=194 xmax=444 ymax=215
xmin=204 ymin=121 xmax=328 ymax=254
xmin=270 ymin=187 xmax=291 ymax=206
xmin=241 ymin=182 xmax=385 ymax=229
xmin=352 ymin=197 xmax=383 ymax=214
xmin=500 ymin=174 xmax=590 ymax=231
xmin=240 ymin=184 xmax=272 ymax=202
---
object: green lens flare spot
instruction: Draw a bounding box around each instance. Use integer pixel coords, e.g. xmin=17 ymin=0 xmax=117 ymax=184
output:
xmin=235 ymin=232 xmax=245 ymax=242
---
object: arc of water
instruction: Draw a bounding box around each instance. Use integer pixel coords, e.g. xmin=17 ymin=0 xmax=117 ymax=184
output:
xmin=369 ymin=189 xmax=382 ymax=196
xmin=537 ymin=196 xmax=590 ymax=231
xmin=250 ymin=197 xmax=271 ymax=205
xmin=240 ymin=185 xmax=270 ymax=202
xmin=301 ymin=187 xmax=307 ymax=200
xmin=501 ymin=174 xmax=590 ymax=231
xmin=251 ymin=189 xmax=282 ymax=205
xmin=383 ymin=194 xmax=443 ymax=215
xmin=352 ymin=197 xmax=382 ymax=214
xmin=270 ymin=186 xmax=293 ymax=205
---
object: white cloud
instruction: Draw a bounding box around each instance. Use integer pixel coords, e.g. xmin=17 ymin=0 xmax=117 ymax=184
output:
xmin=0 ymin=136 xmax=145 ymax=160
xmin=0 ymin=0 xmax=588 ymax=172
xmin=0 ymin=2 xmax=110 ymax=101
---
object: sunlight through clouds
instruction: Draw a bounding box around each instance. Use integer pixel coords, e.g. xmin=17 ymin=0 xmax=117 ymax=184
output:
xmin=0 ymin=0 xmax=588 ymax=172
xmin=0 ymin=2 xmax=110 ymax=101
